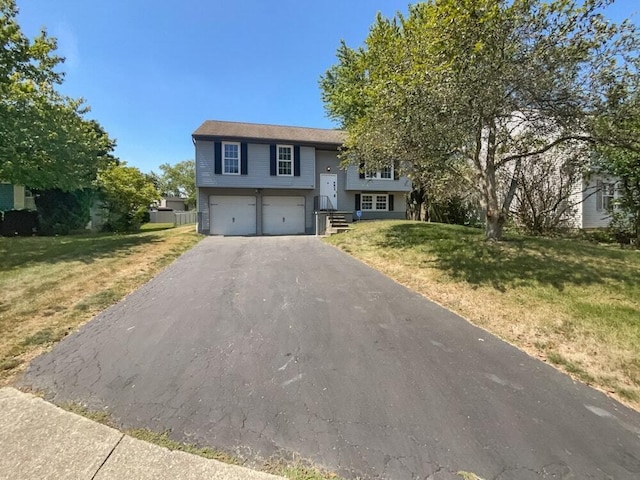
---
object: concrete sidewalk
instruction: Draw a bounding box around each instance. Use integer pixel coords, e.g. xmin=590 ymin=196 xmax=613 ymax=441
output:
xmin=0 ymin=388 xmax=284 ymax=480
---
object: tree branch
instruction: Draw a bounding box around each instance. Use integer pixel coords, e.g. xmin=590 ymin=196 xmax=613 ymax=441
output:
xmin=496 ymin=135 xmax=594 ymax=168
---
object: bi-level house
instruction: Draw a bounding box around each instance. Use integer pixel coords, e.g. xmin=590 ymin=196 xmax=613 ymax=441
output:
xmin=193 ymin=120 xmax=412 ymax=235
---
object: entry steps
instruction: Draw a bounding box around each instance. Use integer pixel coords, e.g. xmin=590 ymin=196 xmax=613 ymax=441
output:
xmin=326 ymin=212 xmax=352 ymax=236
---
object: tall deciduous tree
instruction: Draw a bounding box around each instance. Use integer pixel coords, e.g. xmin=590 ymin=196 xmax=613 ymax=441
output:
xmin=152 ymin=160 xmax=196 ymax=210
xmin=321 ymin=0 xmax=639 ymax=240
xmin=595 ymin=88 xmax=640 ymax=242
xmin=98 ymin=164 xmax=160 ymax=232
xmin=0 ymin=0 xmax=115 ymax=190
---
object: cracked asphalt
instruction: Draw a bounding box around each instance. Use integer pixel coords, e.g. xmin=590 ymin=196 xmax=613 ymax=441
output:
xmin=19 ymin=236 xmax=640 ymax=479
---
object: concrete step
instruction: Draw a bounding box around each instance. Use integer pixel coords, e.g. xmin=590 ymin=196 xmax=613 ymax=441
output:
xmin=326 ymin=226 xmax=352 ymax=235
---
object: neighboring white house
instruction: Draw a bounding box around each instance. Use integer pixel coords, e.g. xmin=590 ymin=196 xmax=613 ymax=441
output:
xmin=495 ymin=112 xmax=623 ymax=231
xmin=569 ymin=173 xmax=620 ymax=229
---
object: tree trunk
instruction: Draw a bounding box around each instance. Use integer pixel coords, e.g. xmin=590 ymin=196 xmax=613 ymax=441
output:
xmin=480 ymin=119 xmax=505 ymax=241
xmin=485 ymin=209 xmax=505 ymax=240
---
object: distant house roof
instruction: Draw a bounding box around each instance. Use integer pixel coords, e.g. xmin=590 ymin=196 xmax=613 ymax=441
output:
xmin=192 ymin=120 xmax=345 ymax=148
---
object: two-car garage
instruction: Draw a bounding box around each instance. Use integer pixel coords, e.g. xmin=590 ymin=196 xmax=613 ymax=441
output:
xmin=209 ymin=195 xmax=306 ymax=236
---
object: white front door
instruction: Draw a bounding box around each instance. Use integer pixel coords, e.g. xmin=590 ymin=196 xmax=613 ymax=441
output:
xmin=319 ymin=174 xmax=338 ymax=210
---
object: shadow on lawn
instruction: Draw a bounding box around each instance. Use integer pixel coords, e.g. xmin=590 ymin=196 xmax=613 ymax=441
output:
xmin=379 ymin=223 xmax=639 ymax=292
xmin=0 ymin=232 xmax=165 ymax=271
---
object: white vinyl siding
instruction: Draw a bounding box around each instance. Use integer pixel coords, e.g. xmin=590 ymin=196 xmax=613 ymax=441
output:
xmin=579 ymin=175 xmax=618 ymax=229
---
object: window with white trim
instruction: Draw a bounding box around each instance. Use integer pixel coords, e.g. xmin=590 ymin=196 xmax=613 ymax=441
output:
xmin=600 ymin=182 xmax=615 ymax=211
xmin=365 ymin=166 xmax=393 ymax=180
xmin=277 ymin=145 xmax=293 ymax=176
xmin=361 ymin=194 xmax=388 ymax=211
xmin=222 ymin=142 xmax=240 ymax=175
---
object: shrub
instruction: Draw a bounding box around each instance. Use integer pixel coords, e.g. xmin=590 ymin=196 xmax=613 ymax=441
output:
xmin=609 ymin=212 xmax=637 ymax=248
xmin=575 ymin=228 xmax=615 ymax=244
xmin=1 ymin=210 xmax=38 ymax=236
xmin=429 ymin=196 xmax=482 ymax=227
xmin=98 ymin=164 xmax=159 ymax=232
xmin=35 ymin=189 xmax=93 ymax=236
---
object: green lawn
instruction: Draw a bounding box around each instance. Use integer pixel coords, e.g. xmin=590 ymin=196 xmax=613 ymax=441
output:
xmin=325 ymin=220 xmax=640 ymax=407
xmin=0 ymin=225 xmax=202 ymax=385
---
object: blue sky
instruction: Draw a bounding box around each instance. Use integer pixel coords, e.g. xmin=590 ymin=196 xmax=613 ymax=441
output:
xmin=17 ymin=0 xmax=638 ymax=174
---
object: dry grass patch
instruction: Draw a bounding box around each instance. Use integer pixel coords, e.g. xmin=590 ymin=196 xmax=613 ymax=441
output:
xmin=325 ymin=220 xmax=640 ymax=408
xmin=59 ymin=401 xmax=341 ymax=480
xmin=0 ymin=225 xmax=201 ymax=385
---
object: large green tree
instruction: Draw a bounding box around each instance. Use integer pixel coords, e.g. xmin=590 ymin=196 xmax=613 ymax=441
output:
xmin=0 ymin=0 xmax=114 ymax=190
xmin=321 ymin=0 xmax=639 ymax=240
xmin=98 ymin=163 xmax=160 ymax=232
xmin=595 ymin=88 xmax=640 ymax=242
xmin=152 ymin=160 xmax=196 ymax=210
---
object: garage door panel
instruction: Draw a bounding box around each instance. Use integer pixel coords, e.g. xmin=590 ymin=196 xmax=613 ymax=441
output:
xmin=209 ymin=196 xmax=256 ymax=236
xmin=262 ymin=196 xmax=305 ymax=235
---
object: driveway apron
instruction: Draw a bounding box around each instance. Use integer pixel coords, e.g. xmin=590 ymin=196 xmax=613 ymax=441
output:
xmin=19 ymin=236 xmax=640 ymax=479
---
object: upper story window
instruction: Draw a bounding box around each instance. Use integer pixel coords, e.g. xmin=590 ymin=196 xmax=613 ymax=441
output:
xmin=223 ymin=142 xmax=240 ymax=175
xmin=365 ymin=165 xmax=394 ymax=180
xmin=277 ymin=145 xmax=293 ymax=176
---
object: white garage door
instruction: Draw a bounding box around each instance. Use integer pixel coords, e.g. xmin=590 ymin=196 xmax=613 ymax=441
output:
xmin=209 ymin=196 xmax=256 ymax=236
xmin=262 ymin=196 xmax=306 ymax=235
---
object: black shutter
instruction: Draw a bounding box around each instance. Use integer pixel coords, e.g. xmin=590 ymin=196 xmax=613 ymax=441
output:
xmin=214 ymin=142 xmax=222 ymax=174
xmin=293 ymin=145 xmax=301 ymax=176
xmin=388 ymin=194 xmax=394 ymax=211
xmin=355 ymin=193 xmax=361 ymax=210
xmin=270 ymin=144 xmax=277 ymax=176
xmin=393 ymin=161 xmax=399 ymax=180
xmin=359 ymin=162 xmax=365 ymax=179
xmin=241 ymin=143 xmax=248 ymax=175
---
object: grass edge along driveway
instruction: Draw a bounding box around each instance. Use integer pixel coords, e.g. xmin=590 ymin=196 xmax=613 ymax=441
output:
xmin=0 ymin=224 xmax=202 ymax=386
xmin=324 ymin=220 xmax=640 ymax=410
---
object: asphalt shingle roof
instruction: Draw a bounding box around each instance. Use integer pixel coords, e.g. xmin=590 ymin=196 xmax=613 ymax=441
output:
xmin=192 ymin=120 xmax=345 ymax=147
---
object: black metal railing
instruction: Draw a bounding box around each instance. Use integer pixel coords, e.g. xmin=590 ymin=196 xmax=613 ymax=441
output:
xmin=313 ymin=195 xmax=333 ymax=211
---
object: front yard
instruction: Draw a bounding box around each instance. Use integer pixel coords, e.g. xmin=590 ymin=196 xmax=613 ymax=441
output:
xmin=0 ymin=225 xmax=202 ymax=385
xmin=325 ymin=220 xmax=640 ymax=408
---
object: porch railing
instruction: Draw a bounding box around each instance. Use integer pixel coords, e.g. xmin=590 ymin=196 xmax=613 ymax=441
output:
xmin=314 ymin=195 xmax=334 ymax=211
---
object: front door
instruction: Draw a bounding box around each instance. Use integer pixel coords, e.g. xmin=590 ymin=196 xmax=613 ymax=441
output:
xmin=319 ymin=174 xmax=338 ymax=210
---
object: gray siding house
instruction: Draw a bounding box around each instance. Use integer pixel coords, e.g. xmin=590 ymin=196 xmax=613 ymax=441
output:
xmin=193 ymin=120 xmax=412 ymax=235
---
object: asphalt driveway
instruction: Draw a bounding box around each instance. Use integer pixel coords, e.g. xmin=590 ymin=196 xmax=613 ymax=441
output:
xmin=19 ymin=236 xmax=640 ymax=479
